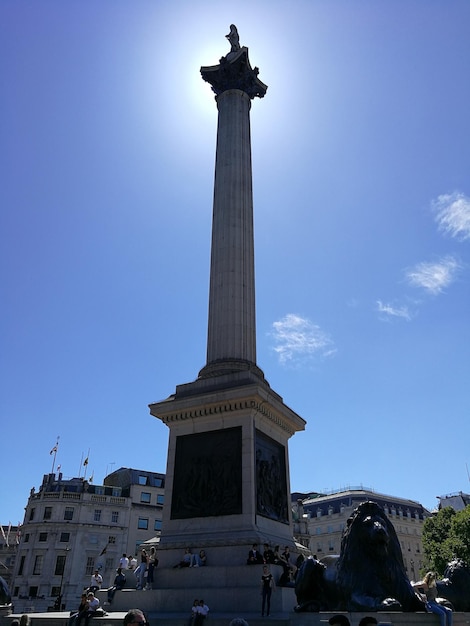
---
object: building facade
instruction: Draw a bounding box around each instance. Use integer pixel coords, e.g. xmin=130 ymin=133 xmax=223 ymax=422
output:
xmin=292 ymin=487 xmax=431 ymax=582
xmin=10 ymin=468 xmax=165 ymax=613
xmin=437 ymin=491 xmax=470 ymax=511
xmin=0 ymin=525 xmax=20 ymax=592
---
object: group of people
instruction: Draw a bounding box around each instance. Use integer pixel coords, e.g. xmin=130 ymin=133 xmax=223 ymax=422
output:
xmin=65 ymin=547 xmax=451 ymax=626
xmin=174 ymin=547 xmax=207 ymax=568
xmin=119 ymin=554 xmax=138 ymax=571
xmin=247 ymin=542 xmax=302 ymax=616
xmin=130 ymin=547 xmax=158 ymax=590
xmin=68 ymin=591 xmax=101 ymax=626
xmin=247 ymin=542 xmax=301 ymax=586
xmin=189 ymin=598 xmax=210 ymax=626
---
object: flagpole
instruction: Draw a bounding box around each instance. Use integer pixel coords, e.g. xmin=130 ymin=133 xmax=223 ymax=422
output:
xmin=50 ymin=436 xmax=60 ymax=474
xmin=78 ymin=452 xmax=84 ymax=479
xmin=83 ymin=448 xmax=90 ymax=480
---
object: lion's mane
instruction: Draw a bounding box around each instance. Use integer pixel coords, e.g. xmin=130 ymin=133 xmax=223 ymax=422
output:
xmin=335 ymin=501 xmax=423 ymax=611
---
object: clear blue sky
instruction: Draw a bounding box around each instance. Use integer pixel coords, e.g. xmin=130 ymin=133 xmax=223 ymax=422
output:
xmin=2 ymin=0 xmax=469 ymax=527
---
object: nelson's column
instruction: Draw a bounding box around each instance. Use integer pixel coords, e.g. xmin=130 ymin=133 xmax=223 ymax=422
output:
xmin=149 ymin=27 xmax=306 ymax=605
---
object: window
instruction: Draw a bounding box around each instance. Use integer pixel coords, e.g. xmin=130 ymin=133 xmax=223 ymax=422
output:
xmin=85 ymin=557 xmax=95 ymax=576
xmin=153 ymin=477 xmax=163 ymax=488
xmin=138 ymin=475 xmax=148 ymax=486
xmin=94 ymin=486 xmax=104 ymax=495
xmin=138 ymin=518 xmax=149 ymax=530
xmin=154 ymin=519 xmax=162 ymax=531
xmin=108 ymin=536 xmax=116 ymax=544
xmin=29 ymin=508 xmax=35 ymax=521
xmin=111 ymin=511 xmax=119 ymax=523
xmin=55 ymin=555 xmax=66 ymax=576
xmin=33 ymin=555 xmax=43 ymax=575
xmin=43 ymin=506 xmax=52 ymax=520
xmin=38 ymin=532 xmax=48 ymax=542
xmin=18 ymin=555 xmax=25 ymax=575
xmin=141 ymin=492 xmax=151 ymax=504
xmin=24 ymin=534 xmax=30 ymax=543
xmin=94 ymin=509 xmax=102 ymax=522
xmin=157 ymin=494 xmax=164 ymax=505
xmin=60 ymin=532 xmax=70 ymax=543
xmin=112 ymin=488 xmax=121 ymax=497
xmin=64 ymin=507 xmax=74 ymax=521
xmin=28 ymin=586 xmax=38 ymax=598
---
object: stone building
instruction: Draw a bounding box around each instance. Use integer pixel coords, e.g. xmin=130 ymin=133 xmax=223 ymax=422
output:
xmin=437 ymin=491 xmax=470 ymax=511
xmin=10 ymin=467 xmax=164 ymax=613
xmin=0 ymin=525 xmax=20 ymax=591
xmin=292 ymin=487 xmax=431 ymax=582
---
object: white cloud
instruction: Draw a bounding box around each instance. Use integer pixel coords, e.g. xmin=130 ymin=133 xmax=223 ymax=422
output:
xmin=270 ymin=313 xmax=336 ymax=365
xmin=406 ymin=256 xmax=460 ymax=295
xmin=433 ymin=191 xmax=470 ymax=241
xmin=376 ymin=300 xmax=412 ymax=321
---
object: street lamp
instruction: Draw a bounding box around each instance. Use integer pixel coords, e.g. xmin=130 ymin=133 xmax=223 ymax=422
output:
xmin=54 ymin=547 xmax=70 ymax=611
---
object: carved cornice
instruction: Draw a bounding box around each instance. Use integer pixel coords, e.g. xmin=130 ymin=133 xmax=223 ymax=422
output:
xmin=156 ymin=396 xmax=299 ymax=436
xmin=200 ymin=47 xmax=267 ymax=99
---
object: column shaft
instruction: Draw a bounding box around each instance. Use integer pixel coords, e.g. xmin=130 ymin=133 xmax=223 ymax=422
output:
xmin=206 ymin=89 xmax=256 ymax=366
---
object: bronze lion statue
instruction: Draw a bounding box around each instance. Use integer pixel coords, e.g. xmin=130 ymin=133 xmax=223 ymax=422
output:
xmin=295 ymin=501 xmax=425 ymax=612
xmin=437 ymin=559 xmax=470 ymax=611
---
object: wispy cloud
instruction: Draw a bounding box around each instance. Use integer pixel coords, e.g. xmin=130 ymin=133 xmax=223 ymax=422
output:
xmin=406 ymin=256 xmax=460 ymax=295
xmin=270 ymin=314 xmax=336 ymax=365
xmin=376 ymin=300 xmax=412 ymax=321
xmin=433 ymin=191 xmax=470 ymax=241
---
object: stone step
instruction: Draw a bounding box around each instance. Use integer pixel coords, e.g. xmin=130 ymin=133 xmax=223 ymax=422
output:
xmin=98 ymin=565 xmax=296 ymax=614
xmin=2 ymin=611 xmax=470 ymax=626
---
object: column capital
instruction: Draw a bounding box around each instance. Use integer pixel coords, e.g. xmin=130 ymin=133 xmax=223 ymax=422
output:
xmin=201 ymin=46 xmax=268 ymax=99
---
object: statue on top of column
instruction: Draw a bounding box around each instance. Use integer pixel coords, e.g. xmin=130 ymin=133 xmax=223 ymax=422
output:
xmin=226 ymin=24 xmax=240 ymax=52
xmin=200 ymin=25 xmax=267 ymax=99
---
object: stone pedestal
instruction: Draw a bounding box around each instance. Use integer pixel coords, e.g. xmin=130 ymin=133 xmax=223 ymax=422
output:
xmin=149 ymin=372 xmax=305 ymax=567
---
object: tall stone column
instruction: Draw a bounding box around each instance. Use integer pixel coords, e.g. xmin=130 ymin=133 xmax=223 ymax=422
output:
xmin=199 ymin=43 xmax=267 ymax=380
xmin=149 ymin=28 xmax=305 ymax=576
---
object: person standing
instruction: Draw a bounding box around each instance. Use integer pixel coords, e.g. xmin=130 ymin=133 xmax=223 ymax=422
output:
xmin=260 ymin=565 xmax=274 ymax=617
xmin=134 ymin=549 xmax=148 ymax=590
xmin=146 ymin=547 xmax=158 ymax=589
xmin=119 ymin=554 xmax=129 ymax=570
xmin=89 ymin=569 xmax=103 ymax=593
